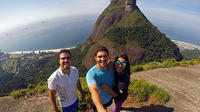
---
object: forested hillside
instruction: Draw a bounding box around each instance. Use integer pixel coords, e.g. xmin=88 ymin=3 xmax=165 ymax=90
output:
xmin=0 ymin=53 xmax=58 ymax=96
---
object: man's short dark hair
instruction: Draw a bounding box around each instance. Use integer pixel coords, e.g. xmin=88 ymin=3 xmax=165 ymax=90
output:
xmin=94 ymin=46 xmax=109 ymax=56
xmin=58 ymin=49 xmax=71 ymax=59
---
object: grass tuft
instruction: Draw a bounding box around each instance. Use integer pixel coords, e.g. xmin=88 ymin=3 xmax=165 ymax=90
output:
xmin=131 ymin=58 xmax=200 ymax=73
xmin=128 ymin=79 xmax=169 ymax=103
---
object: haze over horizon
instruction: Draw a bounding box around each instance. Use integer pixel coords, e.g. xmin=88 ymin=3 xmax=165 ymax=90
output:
xmin=0 ymin=0 xmax=200 ymax=52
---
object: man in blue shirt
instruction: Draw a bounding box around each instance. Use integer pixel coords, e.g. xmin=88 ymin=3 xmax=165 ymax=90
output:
xmin=86 ymin=46 xmax=114 ymax=112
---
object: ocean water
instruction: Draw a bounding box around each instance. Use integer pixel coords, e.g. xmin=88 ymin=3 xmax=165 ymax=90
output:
xmin=154 ymin=22 xmax=200 ymax=47
xmin=0 ymin=14 xmax=98 ymax=52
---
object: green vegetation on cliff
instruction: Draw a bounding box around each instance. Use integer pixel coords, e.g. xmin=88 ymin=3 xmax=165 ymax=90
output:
xmin=118 ymin=10 xmax=151 ymax=27
xmin=181 ymin=49 xmax=200 ymax=60
xmin=105 ymin=0 xmax=125 ymax=13
xmin=104 ymin=26 xmax=182 ymax=63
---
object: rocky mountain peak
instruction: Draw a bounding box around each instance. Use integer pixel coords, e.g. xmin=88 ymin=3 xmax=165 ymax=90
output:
xmin=111 ymin=0 xmax=136 ymax=12
xmin=91 ymin=0 xmax=138 ymax=42
xmin=82 ymin=0 xmax=182 ymax=69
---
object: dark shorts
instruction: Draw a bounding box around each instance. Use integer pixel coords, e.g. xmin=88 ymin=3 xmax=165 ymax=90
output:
xmin=62 ymin=99 xmax=79 ymax=112
xmin=91 ymin=98 xmax=113 ymax=112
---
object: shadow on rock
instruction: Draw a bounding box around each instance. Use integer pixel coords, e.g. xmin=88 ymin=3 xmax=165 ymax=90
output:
xmin=122 ymin=104 xmax=174 ymax=112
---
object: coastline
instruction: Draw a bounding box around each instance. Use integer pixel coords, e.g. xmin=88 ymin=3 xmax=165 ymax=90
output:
xmin=8 ymin=46 xmax=76 ymax=55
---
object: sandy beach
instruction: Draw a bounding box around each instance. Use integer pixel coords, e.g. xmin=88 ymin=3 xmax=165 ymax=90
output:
xmin=8 ymin=46 xmax=76 ymax=54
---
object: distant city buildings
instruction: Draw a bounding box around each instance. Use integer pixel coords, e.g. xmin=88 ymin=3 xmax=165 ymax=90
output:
xmin=20 ymin=50 xmax=55 ymax=59
xmin=0 ymin=49 xmax=56 ymax=62
xmin=1 ymin=47 xmax=75 ymax=62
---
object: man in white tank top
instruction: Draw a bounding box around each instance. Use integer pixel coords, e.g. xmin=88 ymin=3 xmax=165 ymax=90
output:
xmin=48 ymin=49 xmax=84 ymax=112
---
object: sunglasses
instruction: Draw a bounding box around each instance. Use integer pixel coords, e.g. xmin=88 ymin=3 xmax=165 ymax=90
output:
xmin=115 ymin=60 xmax=126 ymax=67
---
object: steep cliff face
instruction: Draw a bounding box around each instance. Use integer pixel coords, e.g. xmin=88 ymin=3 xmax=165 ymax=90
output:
xmin=90 ymin=6 xmax=125 ymax=42
xmin=82 ymin=0 xmax=182 ymax=69
xmin=91 ymin=0 xmax=138 ymax=42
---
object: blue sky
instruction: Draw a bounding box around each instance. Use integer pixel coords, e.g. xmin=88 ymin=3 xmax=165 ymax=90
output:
xmin=0 ymin=0 xmax=200 ymax=44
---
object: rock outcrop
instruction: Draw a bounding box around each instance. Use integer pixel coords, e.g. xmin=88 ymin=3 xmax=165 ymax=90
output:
xmin=125 ymin=0 xmax=137 ymax=12
xmin=82 ymin=0 xmax=182 ymax=69
xmin=91 ymin=0 xmax=138 ymax=42
xmin=83 ymin=41 xmax=145 ymax=69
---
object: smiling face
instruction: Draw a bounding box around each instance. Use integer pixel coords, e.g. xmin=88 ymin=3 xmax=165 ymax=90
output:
xmin=58 ymin=53 xmax=71 ymax=72
xmin=115 ymin=57 xmax=126 ymax=73
xmin=94 ymin=51 xmax=109 ymax=70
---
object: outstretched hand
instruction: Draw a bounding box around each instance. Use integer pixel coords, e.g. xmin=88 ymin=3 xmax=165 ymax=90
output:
xmin=101 ymin=84 xmax=118 ymax=97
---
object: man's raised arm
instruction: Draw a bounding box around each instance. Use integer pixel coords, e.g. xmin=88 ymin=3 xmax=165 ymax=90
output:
xmin=89 ymin=84 xmax=106 ymax=112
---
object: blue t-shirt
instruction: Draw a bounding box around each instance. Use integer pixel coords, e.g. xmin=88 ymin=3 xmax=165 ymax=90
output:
xmin=86 ymin=65 xmax=114 ymax=104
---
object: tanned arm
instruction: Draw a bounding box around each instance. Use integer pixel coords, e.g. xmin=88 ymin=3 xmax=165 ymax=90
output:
xmin=89 ymin=84 xmax=106 ymax=112
xmin=101 ymin=84 xmax=118 ymax=97
xmin=49 ymin=89 xmax=60 ymax=112
xmin=77 ymin=79 xmax=85 ymax=100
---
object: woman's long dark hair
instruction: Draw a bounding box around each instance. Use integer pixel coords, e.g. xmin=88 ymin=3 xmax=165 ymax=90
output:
xmin=114 ymin=54 xmax=130 ymax=74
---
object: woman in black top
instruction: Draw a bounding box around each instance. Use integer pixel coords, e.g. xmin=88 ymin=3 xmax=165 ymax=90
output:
xmin=113 ymin=54 xmax=130 ymax=112
xmin=101 ymin=54 xmax=130 ymax=112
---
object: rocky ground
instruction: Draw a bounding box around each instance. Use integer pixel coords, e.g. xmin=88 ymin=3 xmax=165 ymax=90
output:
xmin=0 ymin=64 xmax=199 ymax=112
xmin=0 ymin=95 xmax=52 ymax=112
xmin=128 ymin=64 xmax=200 ymax=112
